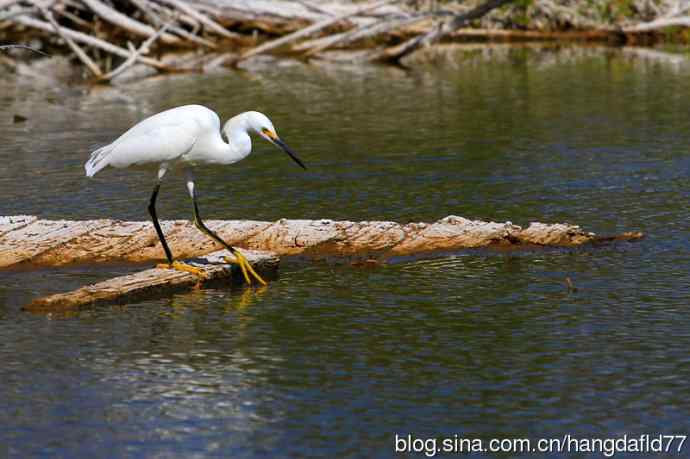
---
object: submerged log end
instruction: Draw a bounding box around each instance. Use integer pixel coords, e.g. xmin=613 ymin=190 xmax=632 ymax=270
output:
xmin=590 ymin=231 xmax=646 ymax=244
xmin=24 ymin=249 xmax=279 ymax=313
xmin=517 ymin=223 xmax=645 ymax=246
xmin=516 ymin=222 xmax=596 ymax=246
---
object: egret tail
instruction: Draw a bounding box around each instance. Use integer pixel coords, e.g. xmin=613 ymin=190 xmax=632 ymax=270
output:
xmin=85 ymin=144 xmax=114 ymax=177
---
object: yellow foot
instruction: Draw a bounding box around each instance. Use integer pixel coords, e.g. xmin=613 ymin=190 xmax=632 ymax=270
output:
xmin=157 ymin=261 xmax=209 ymax=279
xmin=224 ymin=251 xmax=267 ymax=286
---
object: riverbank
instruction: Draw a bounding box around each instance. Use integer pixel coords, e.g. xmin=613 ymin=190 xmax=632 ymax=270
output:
xmin=2 ymin=0 xmax=690 ymax=83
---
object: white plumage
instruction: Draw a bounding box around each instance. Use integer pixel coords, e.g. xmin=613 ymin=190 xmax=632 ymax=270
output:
xmin=85 ymin=104 xmax=304 ymax=176
xmin=83 ymin=104 xmax=305 ymax=286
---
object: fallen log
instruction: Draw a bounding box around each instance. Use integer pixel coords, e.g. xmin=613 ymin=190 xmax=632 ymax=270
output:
xmin=0 ymin=215 xmax=643 ymax=269
xmin=24 ymin=249 xmax=279 ymax=312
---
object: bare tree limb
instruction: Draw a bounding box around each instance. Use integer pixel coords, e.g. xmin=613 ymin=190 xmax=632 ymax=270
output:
xmin=13 ymin=15 xmax=171 ymax=69
xmin=157 ymin=0 xmax=240 ymax=39
xmin=34 ymin=2 xmax=103 ymax=76
xmin=98 ymin=18 xmax=175 ymax=81
xmin=294 ymin=0 xmax=335 ymax=17
xmin=0 ymin=7 xmax=36 ymax=21
xmin=302 ymin=13 xmax=431 ymax=57
xmin=130 ymin=0 xmax=216 ymax=48
xmin=144 ymin=0 xmax=199 ymax=31
xmin=53 ymin=5 xmax=92 ymax=28
xmin=236 ymin=0 xmax=398 ymax=63
xmin=0 ymin=44 xmax=48 ymax=55
xmin=373 ymin=0 xmax=516 ymax=63
xmin=81 ymin=0 xmax=180 ymax=44
xmin=0 ymin=0 xmax=21 ymax=9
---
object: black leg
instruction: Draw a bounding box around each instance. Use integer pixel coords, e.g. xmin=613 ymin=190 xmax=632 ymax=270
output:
xmin=187 ymin=178 xmax=266 ymax=285
xmin=191 ymin=191 xmax=238 ymax=255
xmin=148 ymin=182 xmax=174 ymax=264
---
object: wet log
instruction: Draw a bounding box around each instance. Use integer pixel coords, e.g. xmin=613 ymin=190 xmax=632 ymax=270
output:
xmin=24 ymin=249 xmax=279 ymax=312
xmin=0 ymin=215 xmax=643 ymax=269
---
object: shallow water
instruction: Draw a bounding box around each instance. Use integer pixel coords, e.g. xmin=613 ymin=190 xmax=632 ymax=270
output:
xmin=1 ymin=47 xmax=689 ymax=458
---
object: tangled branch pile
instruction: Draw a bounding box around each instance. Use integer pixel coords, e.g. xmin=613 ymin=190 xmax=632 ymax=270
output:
xmin=1 ymin=0 xmax=688 ymax=82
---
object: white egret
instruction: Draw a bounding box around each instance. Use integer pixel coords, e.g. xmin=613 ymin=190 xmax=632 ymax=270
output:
xmin=85 ymin=104 xmax=306 ymax=285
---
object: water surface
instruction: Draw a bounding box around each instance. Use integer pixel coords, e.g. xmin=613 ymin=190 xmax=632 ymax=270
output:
xmin=1 ymin=46 xmax=689 ymax=458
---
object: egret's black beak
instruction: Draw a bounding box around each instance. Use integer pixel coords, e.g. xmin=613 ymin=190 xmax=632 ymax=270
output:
xmin=273 ymin=136 xmax=306 ymax=170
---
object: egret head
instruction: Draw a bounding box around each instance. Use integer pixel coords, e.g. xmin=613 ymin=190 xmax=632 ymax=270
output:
xmin=245 ymin=111 xmax=306 ymax=170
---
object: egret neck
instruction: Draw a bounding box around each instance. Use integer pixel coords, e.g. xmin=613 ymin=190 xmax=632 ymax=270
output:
xmin=220 ymin=113 xmax=253 ymax=165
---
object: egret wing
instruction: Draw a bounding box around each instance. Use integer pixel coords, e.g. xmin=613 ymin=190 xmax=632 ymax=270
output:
xmin=95 ymin=122 xmax=199 ymax=171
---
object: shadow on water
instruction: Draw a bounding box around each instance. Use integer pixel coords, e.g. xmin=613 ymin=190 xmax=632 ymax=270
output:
xmin=1 ymin=45 xmax=689 ymax=457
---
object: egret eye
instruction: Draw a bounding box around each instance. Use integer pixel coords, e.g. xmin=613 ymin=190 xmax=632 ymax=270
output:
xmin=261 ymin=127 xmax=277 ymax=140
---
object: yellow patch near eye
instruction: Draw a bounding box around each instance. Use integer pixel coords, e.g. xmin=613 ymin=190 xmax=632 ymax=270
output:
xmin=262 ymin=128 xmax=277 ymax=140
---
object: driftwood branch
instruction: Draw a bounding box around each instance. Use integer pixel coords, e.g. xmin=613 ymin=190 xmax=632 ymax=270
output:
xmin=14 ymin=15 xmax=171 ymax=69
xmin=236 ymin=0 xmax=398 ymax=63
xmin=0 ymin=44 xmax=48 ymax=55
xmin=5 ymin=0 xmax=689 ymax=83
xmin=81 ymin=0 xmax=180 ymax=44
xmin=157 ymin=0 xmax=240 ymax=39
xmin=0 ymin=215 xmax=643 ymax=270
xmin=301 ymin=13 xmax=429 ymax=56
xmin=35 ymin=3 xmax=103 ymax=76
xmin=0 ymin=7 xmax=36 ymax=21
xmin=50 ymin=1 xmax=92 ymax=27
xmin=129 ymin=0 xmax=216 ymax=49
xmin=0 ymin=0 xmax=22 ymax=8
xmin=144 ymin=0 xmax=200 ymax=30
xmin=373 ymin=0 xmax=516 ymax=63
xmin=98 ymin=18 xmax=175 ymax=81
xmin=25 ymin=249 xmax=279 ymax=312
xmin=294 ymin=0 xmax=335 ymax=17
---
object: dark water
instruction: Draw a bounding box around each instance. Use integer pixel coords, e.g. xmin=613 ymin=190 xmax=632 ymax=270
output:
xmin=1 ymin=46 xmax=689 ymax=458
